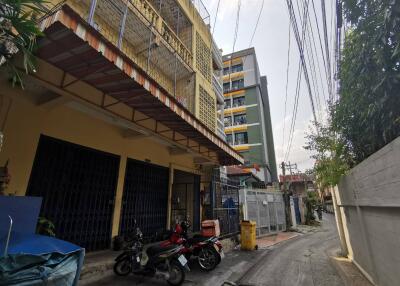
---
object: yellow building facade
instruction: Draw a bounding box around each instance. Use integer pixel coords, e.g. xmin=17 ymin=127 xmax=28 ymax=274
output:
xmin=0 ymin=0 xmax=241 ymax=251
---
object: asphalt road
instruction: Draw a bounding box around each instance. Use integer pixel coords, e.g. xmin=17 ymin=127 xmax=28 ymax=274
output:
xmin=88 ymin=214 xmax=344 ymax=286
xmin=237 ymin=214 xmax=344 ymax=286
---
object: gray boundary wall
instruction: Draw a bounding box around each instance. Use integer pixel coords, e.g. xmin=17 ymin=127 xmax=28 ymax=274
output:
xmin=335 ymin=136 xmax=400 ymax=286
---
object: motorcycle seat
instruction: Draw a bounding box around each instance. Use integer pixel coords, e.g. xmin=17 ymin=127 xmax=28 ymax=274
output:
xmin=187 ymin=234 xmax=210 ymax=244
xmin=146 ymin=244 xmax=178 ymax=257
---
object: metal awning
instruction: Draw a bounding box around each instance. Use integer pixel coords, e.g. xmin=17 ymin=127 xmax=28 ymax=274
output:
xmin=36 ymin=5 xmax=243 ymax=165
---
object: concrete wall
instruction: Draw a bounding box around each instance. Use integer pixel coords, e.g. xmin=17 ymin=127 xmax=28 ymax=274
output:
xmin=336 ymin=136 xmax=400 ymax=286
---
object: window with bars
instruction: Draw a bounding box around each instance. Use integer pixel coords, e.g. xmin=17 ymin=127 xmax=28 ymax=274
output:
xmin=235 ymin=132 xmax=248 ymax=145
xmin=226 ymin=134 xmax=233 ymax=145
xmin=199 ymin=85 xmax=216 ymax=131
xmin=232 ymin=96 xmax=245 ymax=107
xmin=223 ymin=82 xmax=230 ymax=93
xmin=231 ymin=64 xmax=243 ymax=73
xmin=224 ymin=99 xmax=231 ymax=109
xmin=232 ymin=79 xmax=244 ymax=90
xmin=224 ymin=116 xmax=232 ymax=127
xmin=196 ymin=32 xmax=211 ymax=82
xmin=234 ymin=114 xmax=247 ymax=125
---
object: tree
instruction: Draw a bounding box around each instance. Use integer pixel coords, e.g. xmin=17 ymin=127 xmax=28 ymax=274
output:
xmin=0 ymin=0 xmax=48 ymax=88
xmin=305 ymin=0 xmax=400 ymax=187
xmin=334 ymin=0 xmax=400 ymax=163
xmin=305 ymin=121 xmax=351 ymax=189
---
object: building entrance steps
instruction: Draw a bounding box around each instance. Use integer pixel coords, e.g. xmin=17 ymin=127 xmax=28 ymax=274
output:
xmin=256 ymin=231 xmax=300 ymax=249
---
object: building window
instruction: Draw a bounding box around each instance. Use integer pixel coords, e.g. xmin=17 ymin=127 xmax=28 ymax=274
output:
xmin=235 ymin=132 xmax=248 ymax=145
xmin=231 ymin=64 xmax=243 ymax=73
xmin=224 ymin=116 xmax=232 ymax=127
xmin=231 ymin=79 xmax=244 ymax=90
xmin=232 ymin=96 xmax=245 ymax=107
xmin=226 ymin=134 xmax=233 ymax=145
xmin=223 ymin=67 xmax=230 ymax=75
xmin=233 ymin=114 xmax=247 ymax=125
xmin=223 ymin=82 xmax=230 ymax=92
xmin=224 ymin=99 xmax=231 ymax=108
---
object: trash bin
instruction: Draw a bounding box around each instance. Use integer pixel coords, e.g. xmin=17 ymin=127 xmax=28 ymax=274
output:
xmin=240 ymin=220 xmax=257 ymax=250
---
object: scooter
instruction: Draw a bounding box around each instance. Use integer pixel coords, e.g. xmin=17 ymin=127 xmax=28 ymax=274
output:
xmin=113 ymin=223 xmax=189 ymax=286
xmin=161 ymin=220 xmax=224 ymax=271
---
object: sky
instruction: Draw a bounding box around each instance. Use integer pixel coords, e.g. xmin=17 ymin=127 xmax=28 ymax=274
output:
xmin=202 ymin=0 xmax=336 ymax=175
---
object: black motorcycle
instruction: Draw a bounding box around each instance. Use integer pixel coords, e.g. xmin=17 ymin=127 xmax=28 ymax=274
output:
xmin=113 ymin=224 xmax=189 ymax=286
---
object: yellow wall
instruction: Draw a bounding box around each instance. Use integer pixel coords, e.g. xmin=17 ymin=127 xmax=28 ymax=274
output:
xmin=0 ymin=84 xmax=203 ymax=236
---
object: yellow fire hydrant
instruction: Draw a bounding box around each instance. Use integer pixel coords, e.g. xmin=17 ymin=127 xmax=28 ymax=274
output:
xmin=240 ymin=220 xmax=257 ymax=250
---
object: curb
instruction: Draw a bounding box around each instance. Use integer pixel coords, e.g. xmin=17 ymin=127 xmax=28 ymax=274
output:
xmin=328 ymin=254 xmax=374 ymax=286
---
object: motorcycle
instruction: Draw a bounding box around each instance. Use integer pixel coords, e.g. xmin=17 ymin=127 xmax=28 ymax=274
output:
xmin=160 ymin=220 xmax=224 ymax=271
xmin=113 ymin=223 xmax=189 ymax=286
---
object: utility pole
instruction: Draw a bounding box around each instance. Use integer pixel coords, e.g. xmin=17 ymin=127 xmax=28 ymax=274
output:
xmin=281 ymin=161 xmax=291 ymax=228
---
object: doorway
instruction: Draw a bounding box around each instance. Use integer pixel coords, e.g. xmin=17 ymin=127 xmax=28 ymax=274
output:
xmin=171 ymin=170 xmax=200 ymax=231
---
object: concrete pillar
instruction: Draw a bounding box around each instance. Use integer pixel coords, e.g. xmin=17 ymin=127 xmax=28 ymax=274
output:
xmin=111 ymin=155 xmax=127 ymax=237
xmin=289 ymin=196 xmax=297 ymax=228
xmin=332 ymin=186 xmax=349 ymax=256
xmin=166 ymin=164 xmax=174 ymax=230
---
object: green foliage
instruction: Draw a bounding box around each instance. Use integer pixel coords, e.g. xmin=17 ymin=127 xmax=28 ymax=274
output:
xmin=304 ymin=192 xmax=318 ymax=225
xmin=335 ymin=0 xmax=400 ymax=162
xmin=0 ymin=0 xmax=48 ymax=88
xmin=305 ymin=0 xmax=400 ymax=187
xmin=305 ymin=121 xmax=351 ymax=188
xmin=36 ymin=216 xmax=55 ymax=237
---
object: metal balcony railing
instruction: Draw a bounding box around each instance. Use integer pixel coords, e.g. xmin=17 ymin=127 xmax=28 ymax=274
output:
xmin=213 ymin=73 xmax=224 ymax=104
xmin=86 ymin=0 xmax=193 ymax=68
xmin=190 ymin=0 xmax=210 ymax=25
xmin=80 ymin=0 xmax=195 ymax=112
xmin=212 ymin=39 xmax=223 ymax=70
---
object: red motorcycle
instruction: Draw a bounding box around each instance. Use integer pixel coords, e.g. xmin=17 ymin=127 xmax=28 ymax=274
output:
xmin=160 ymin=220 xmax=224 ymax=271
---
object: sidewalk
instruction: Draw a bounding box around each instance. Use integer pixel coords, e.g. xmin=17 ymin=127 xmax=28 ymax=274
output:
xmin=329 ymin=250 xmax=374 ymax=286
xmin=256 ymin=231 xmax=300 ymax=249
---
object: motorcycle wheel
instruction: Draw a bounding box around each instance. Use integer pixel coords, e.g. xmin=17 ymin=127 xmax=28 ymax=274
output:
xmin=198 ymin=246 xmax=218 ymax=271
xmin=113 ymin=259 xmax=131 ymax=276
xmin=167 ymin=260 xmax=185 ymax=286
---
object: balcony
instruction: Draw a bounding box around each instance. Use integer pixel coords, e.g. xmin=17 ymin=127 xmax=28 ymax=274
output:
xmin=36 ymin=4 xmax=244 ymax=165
xmin=71 ymin=0 xmax=195 ymax=111
xmin=212 ymin=39 xmax=223 ymax=70
xmin=212 ymin=73 xmax=224 ymax=104
xmin=216 ymin=118 xmax=226 ymax=140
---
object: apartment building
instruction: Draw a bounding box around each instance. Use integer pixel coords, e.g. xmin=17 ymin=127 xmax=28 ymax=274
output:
xmin=0 ymin=0 xmax=241 ymax=251
xmin=222 ymin=48 xmax=278 ymax=183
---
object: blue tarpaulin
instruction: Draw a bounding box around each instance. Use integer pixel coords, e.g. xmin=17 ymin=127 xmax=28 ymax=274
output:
xmin=0 ymin=233 xmax=84 ymax=286
xmin=0 ymin=196 xmax=85 ymax=286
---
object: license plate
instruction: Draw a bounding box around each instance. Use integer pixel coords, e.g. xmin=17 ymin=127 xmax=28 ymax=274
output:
xmin=178 ymin=255 xmax=188 ymax=266
xmin=136 ymin=256 xmax=140 ymax=263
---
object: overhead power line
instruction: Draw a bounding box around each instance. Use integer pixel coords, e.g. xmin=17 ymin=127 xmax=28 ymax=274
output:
xmin=282 ymin=22 xmax=291 ymax=149
xmin=249 ymin=0 xmax=265 ymax=47
xmin=285 ymin=0 xmax=318 ymax=123
xmin=320 ymin=0 xmax=333 ymax=102
xmin=212 ymin=0 xmax=221 ymax=35
xmin=285 ymin=0 xmax=309 ymax=161
xmin=311 ymin=0 xmax=331 ymax=101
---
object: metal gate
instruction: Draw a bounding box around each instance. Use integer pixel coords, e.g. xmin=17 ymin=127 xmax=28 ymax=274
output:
xmin=171 ymin=170 xmax=201 ymax=231
xmin=119 ymin=159 xmax=169 ymax=239
xmin=243 ymin=190 xmax=286 ymax=236
xmin=205 ymin=169 xmax=240 ymax=236
xmin=27 ymin=135 xmax=120 ymax=251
